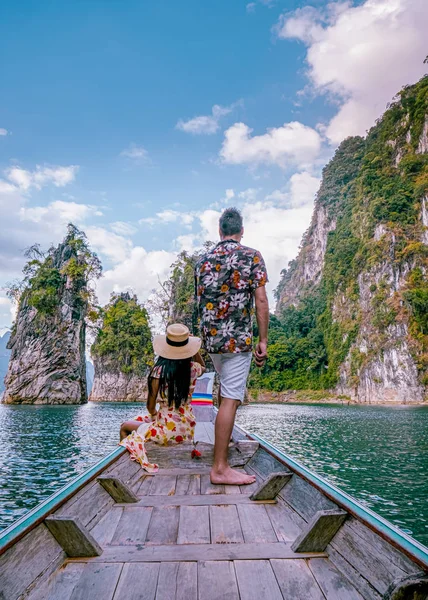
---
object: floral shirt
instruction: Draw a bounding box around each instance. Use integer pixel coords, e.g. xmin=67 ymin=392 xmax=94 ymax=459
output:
xmin=195 ymin=240 xmax=268 ymax=354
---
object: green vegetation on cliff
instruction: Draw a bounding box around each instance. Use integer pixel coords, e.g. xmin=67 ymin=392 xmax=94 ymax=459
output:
xmin=263 ymin=76 xmax=428 ymax=393
xmin=7 ymin=224 xmax=102 ymax=322
xmin=91 ymin=292 xmax=153 ymax=375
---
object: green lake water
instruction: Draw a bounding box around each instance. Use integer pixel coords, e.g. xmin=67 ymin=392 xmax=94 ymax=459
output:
xmin=0 ymin=402 xmax=427 ymax=546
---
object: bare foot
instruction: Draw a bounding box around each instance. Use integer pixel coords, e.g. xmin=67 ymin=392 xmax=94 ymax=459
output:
xmin=210 ymin=466 xmax=256 ymax=486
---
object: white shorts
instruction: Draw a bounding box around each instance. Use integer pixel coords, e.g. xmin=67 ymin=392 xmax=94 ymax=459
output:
xmin=209 ymin=352 xmax=252 ymax=403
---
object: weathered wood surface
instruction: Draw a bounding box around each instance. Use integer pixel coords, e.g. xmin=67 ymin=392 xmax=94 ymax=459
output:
xmin=327 ymin=545 xmax=383 ymax=600
xmin=145 ymin=441 xmax=257 ymax=470
xmin=198 ymin=561 xmax=240 ymax=599
xmin=149 ymin=475 xmax=177 ymax=496
xmin=280 ymin=474 xmax=338 ymax=522
xmin=68 ymin=562 xmax=122 ymax=600
xmin=0 ymin=524 xmax=65 ymax=600
xmin=145 ymin=506 xmax=180 ymax=545
xmin=308 ymin=557 xmax=366 ymax=600
xmin=27 ymin=563 xmax=86 ymax=600
xmin=45 ymin=516 xmax=103 ymax=557
xmin=291 ymin=509 xmax=347 ymax=552
xmin=55 ymin=479 xmax=115 ymax=531
xmin=249 ymin=471 xmax=292 ymax=501
xmin=97 ymin=476 xmax=139 ymax=503
xmin=237 ymin=503 xmax=277 ymax=543
xmin=177 ymin=505 xmax=210 ymax=544
xmin=116 ymin=493 xmax=267 ymax=507
xmin=329 ymin=518 xmax=417 ymax=596
xmin=234 ymin=559 xmax=283 ymax=600
xmin=247 ymin=448 xmax=288 ymax=479
xmin=265 ymin=499 xmax=304 ymax=542
xmin=210 ymin=505 xmax=244 ymax=544
xmin=270 ymin=559 xmax=325 ymax=600
xmin=90 ymin=508 xmax=123 ymax=546
xmin=113 ymin=562 xmax=159 ymax=600
xmin=110 ymin=507 xmax=152 ymax=546
xmin=137 ymin=475 xmax=153 ymax=495
xmin=155 ymin=562 xmax=197 ymax=600
xmin=77 ymin=542 xmax=327 ymax=563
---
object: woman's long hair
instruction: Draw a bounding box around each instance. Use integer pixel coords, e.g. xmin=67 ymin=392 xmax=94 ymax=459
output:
xmin=148 ymin=356 xmax=191 ymax=409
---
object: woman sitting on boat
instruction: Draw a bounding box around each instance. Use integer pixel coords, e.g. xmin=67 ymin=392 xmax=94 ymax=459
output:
xmin=119 ymin=323 xmax=205 ymax=472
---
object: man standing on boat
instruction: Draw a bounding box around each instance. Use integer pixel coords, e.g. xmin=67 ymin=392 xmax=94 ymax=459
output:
xmin=195 ymin=207 xmax=269 ymax=485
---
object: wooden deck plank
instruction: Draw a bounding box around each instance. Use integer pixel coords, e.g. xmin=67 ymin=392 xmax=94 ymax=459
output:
xmin=223 ymin=484 xmax=241 ymax=494
xmin=265 ymin=499 xmax=304 ymax=542
xmin=90 ymin=508 xmax=123 ymax=546
xmin=27 ymin=563 xmax=86 ymax=600
xmin=237 ymin=504 xmax=278 ymax=543
xmin=280 ymin=475 xmax=338 ymax=523
xmin=188 ymin=474 xmax=201 ymax=495
xmin=177 ymin=505 xmax=210 ymax=544
xmin=201 ymin=474 xmax=224 ymax=495
xmin=234 ymin=560 xmax=283 ymax=600
xmin=198 ymin=561 xmax=239 ymax=600
xmin=155 ymin=562 xmax=197 ymax=600
xmin=210 ymin=505 xmax=244 ymax=544
xmin=175 ymin=475 xmax=191 ymax=495
xmin=69 ymin=562 xmax=123 ymax=600
xmin=110 ymin=507 xmax=153 ymax=546
xmin=137 ymin=475 xmax=154 ymax=495
xmin=146 ymin=506 xmax=179 ymax=545
xmin=116 ymin=493 xmax=266 ymax=507
xmin=113 ymin=563 xmax=160 ymax=600
xmin=270 ymin=559 xmax=325 ymax=600
xmin=149 ymin=475 xmax=177 ymax=496
xmin=309 ymin=557 xmax=365 ymax=600
xmin=80 ymin=542 xmax=327 ymax=562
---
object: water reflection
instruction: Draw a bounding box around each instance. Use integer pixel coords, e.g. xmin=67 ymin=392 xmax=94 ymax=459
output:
xmin=0 ymin=402 xmax=427 ymax=546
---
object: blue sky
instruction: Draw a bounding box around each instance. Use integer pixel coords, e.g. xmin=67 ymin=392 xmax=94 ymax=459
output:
xmin=0 ymin=0 xmax=426 ymax=327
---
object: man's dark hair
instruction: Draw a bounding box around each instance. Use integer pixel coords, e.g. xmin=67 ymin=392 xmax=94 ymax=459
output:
xmin=219 ymin=207 xmax=243 ymax=236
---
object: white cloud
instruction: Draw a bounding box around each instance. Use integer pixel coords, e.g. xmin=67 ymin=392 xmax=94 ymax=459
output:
xmin=246 ymin=3 xmax=256 ymax=13
xmin=110 ymin=221 xmax=138 ymax=236
xmin=176 ymin=104 xmax=234 ymax=135
xmin=0 ymin=128 xmax=8 ymax=136
xmin=120 ymin=144 xmax=150 ymax=162
xmin=276 ymin=0 xmax=428 ymax=144
xmin=219 ymin=121 xmax=321 ymax=168
xmin=20 ymin=200 xmax=102 ymax=225
xmin=238 ymin=188 xmax=259 ymax=202
xmin=266 ymin=171 xmax=320 ymax=207
xmin=96 ymin=247 xmax=176 ymax=306
xmin=5 ymin=165 xmax=78 ymax=192
xmin=140 ymin=210 xmax=195 ymax=228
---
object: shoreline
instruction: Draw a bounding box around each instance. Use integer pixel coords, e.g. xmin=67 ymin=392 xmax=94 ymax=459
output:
xmin=246 ymin=390 xmax=428 ymax=406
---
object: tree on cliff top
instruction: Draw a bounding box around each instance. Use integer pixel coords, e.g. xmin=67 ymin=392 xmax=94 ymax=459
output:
xmin=6 ymin=223 xmax=102 ymax=322
xmin=91 ymin=292 xmax=153 ymax=375
xmin=148 ymin=246 xmax=213 ymax=332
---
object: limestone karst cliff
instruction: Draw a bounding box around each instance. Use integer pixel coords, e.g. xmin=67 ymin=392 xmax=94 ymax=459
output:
xmin=89 ymin=293 xmax=153 ymax=402
xmin=270 ymin=76 xmax=428 ymax=403
xmin=2 ymin=225 xmax=101 ymax=404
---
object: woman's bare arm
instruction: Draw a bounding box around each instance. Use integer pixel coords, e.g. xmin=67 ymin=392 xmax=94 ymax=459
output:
xmin=193 ymin=351 xmax=206 ymax=373
xmin=146 ymin=377 xmax=159 ymax=415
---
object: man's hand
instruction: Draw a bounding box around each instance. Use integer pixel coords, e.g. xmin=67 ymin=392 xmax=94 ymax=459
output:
xmin=254 ymin=340 xmax=267 ymax=368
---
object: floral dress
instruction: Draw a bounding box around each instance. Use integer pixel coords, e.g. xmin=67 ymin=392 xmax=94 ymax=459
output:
xmin=119 ymin=361 xmax=202 ymax=472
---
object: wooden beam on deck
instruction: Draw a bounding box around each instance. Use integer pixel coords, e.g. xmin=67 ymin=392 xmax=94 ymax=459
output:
xmin=250 ymin=471 xmax=292 ymax=501
xmin=97 ymin=475 xmax=139 ymax=503
xmin=291 ymin=509 xmax=347 ymax=553
xmin=45 ymin=516 xmax=103 ymax=558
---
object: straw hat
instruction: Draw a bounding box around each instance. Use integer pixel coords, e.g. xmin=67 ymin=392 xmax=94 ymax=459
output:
xmin=153 ymin=323 xmax=201 ymax=360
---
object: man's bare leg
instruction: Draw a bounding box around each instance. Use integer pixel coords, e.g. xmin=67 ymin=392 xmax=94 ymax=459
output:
xmin=210 ymin=397 xmax=256 ymax=485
